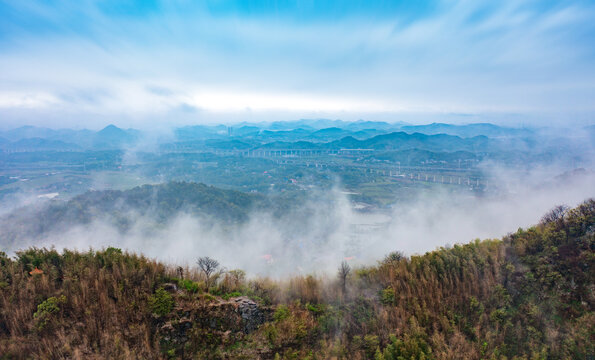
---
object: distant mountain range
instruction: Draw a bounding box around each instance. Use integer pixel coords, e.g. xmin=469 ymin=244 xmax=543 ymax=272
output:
xmin=3 ymin=121 xmax=591 ymax=157
xmin=399 ymin=122 xmax=533 ymax=138
xmin=1 ymin=138 xmax=82 ymax=151
xmin=0 ymin=124 xmax=139 ymax=151
xmin=235 ymin=119 xmax=406 ymax=131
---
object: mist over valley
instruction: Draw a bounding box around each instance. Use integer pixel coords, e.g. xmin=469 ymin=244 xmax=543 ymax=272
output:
xmin=1 ymin=121 xmax=593 ymax=277
xmin=1 ymin=1 xmax=594 ymax=358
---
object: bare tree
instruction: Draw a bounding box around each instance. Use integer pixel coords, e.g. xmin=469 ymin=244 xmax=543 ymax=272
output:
xmin=197 ymin=256 xmax=220 ymax=291
xmin=338 ymin=261 xmax=351 ymax=294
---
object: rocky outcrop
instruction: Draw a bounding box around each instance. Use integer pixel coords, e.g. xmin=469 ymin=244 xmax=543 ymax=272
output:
xmin=157 ymin=295 xmax=273 ymax=357
xmin=162 ymin=282 xmax=178 ymax=292
xmin=233 ymin=296 xmax=267 ymax=333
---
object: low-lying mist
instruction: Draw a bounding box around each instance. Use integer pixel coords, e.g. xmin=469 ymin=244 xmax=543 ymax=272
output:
xmin=2 ymin=166 xmax=594 ymax=278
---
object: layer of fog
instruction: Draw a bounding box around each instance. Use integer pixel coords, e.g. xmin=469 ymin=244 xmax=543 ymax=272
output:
xmin=3 ymin=166 xmax=592 ymax=278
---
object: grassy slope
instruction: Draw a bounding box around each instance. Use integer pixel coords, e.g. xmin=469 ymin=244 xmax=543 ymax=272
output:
xmin=0 ymin=200 xmax=593 ymax=359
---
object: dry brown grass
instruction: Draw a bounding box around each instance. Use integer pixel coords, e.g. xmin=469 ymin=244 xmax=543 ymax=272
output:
xmin=0 ymin=248 xmax=165 ymax=358
xmin=0 ymin=199 xmax=593 ymax=359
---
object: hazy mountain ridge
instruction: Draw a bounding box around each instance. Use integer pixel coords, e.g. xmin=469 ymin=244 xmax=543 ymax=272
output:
xmin=2 ymin=122 xmax=591 ymax=169
xmin=0 ymin=137 xmax=82 ymax=151
xmin=400 ymin=122 xmax=533 ymax=138
xmin=0 ymin=121 xmax=544 ymax=152
xmin=0 ymin=124 xmax=139 ymax=151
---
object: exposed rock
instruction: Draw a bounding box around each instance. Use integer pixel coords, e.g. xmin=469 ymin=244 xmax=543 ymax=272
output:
xmin=233 ymin=296 xmax=267 ymax=333
xmin=162 ymin=282 xmax=178 ymax=292
xmin=191 ymin=296 xmax=271 ymax=333
xmin=157 ymin=295 xmax=273 ymax=357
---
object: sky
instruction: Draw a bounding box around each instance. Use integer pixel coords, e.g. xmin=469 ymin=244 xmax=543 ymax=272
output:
xmin=0 ymin=0 xmax=594 ymax=129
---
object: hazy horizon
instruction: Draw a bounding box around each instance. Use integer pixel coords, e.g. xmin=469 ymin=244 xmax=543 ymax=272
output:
xmin=1 ymin=118 xmax=593 ymax=133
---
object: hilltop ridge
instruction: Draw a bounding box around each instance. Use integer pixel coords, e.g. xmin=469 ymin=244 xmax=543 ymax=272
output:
xmin=0 ymin=199 xmax=593 ymax=359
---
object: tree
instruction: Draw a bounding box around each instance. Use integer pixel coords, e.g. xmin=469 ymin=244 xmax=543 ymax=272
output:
xmin=540 ymin=204 xmax=569 ymax=225
xmin=383 ymin=251 xmax=405 ymax=264
xmin=176 ymin=266 xmax=184 ymax=280
xmin=197 ymin=256 xmax=220 ymax=291
xmin=338 ymin=260 xmax=351 ymax=294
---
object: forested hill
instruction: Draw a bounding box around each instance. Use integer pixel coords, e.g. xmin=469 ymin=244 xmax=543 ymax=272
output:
xmin=0 ymin=182 xmax=262 ymax=247
xmin=0 ymin=199 xmax=593 ymax=359
xmin=67 ymin=181 xmax=260 ymax=222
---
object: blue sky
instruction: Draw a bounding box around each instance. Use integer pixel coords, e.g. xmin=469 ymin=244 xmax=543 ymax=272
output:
xmin=0 ymin=0 xmax=594 ymax=128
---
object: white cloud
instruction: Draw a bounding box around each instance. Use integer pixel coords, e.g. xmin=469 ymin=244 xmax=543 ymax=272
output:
xmin=0 ymin=0 xmax=594 ymax=127
xmin=0 ymin=91 xmax=61 ymax=109
xmin=186 ymin=90 xmax=393 ymax=112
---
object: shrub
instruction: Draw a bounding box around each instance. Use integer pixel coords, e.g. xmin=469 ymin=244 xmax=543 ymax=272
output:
xmin=149 ymin=288 xmax=174 ymax=316
xmin=380 ymin=287 xmax=396 ymax=305
xmin=383 ymin=251 xmax=405 ymax=264
xmin=33 ymin=295 xmax=67 ymax=331
xmin=305 ymin=303 xmax=324 ymax=315
xmin=274 ymin=305 xmax=290 ymax=322
xmin=177 ymin=279 xmax=201 ymax=293
xmin=318 ymin=306 xmax=343 ymax=334
xmin=201 ymin=293 xmax=217 ymax=302
xmin=222 ymin=269 xmax=246 ymax=293
xmin=363 ymin=335 xmax=380 ymax=358
xmin=222 ymin=291 xmax=242 ymax=300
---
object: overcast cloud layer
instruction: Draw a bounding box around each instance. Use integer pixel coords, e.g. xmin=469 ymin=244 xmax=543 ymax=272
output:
xmin=1 ymin=0 xmax=595 ymax=128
